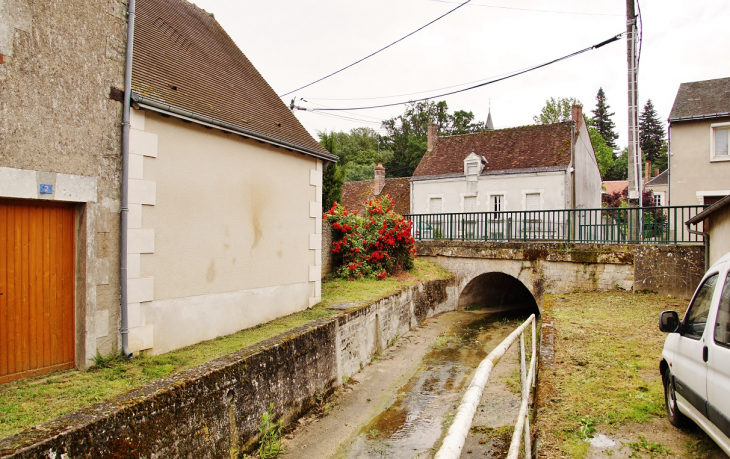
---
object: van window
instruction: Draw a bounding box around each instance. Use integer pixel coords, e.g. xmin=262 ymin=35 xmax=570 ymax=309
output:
xmin=715 ymin=273 xmax=730 ymax=347
xmin=684 ymin=274 xmax=718 ymax=339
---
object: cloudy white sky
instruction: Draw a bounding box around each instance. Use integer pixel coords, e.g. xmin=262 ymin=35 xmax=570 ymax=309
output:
xmin=192 ymin=0 xmax=730 ymax=149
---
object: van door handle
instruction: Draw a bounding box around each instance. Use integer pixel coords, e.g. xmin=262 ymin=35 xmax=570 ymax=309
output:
xmin=703 ymin=346 xmax=709 ymax=362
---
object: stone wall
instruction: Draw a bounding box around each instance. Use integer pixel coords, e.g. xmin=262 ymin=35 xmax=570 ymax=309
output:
xmin=416 ymin=241 xmax=705 ymax=303
xmin=0 ymin=278 xmax=457 ymax=458
xmin=0 ymin=1 xmax=127 ymax=365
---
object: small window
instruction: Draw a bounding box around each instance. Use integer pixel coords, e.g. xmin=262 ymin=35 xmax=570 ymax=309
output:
xmin=712 ymin=125 xmax=730 ymax=159
xmin=715 ymin=273 xmax=730 ymax=347
xmin=525 ymin=193 xmax=540 ymax=211
xmin=464 ymin=196 xmax=477 ymax=212
xmin=653 ymin=194 xmax=663 ymax=207
xmin=684 ymin=274 xmax=718 ymax=339
xmin=467 ymin=162 xmax=478 ymax=175
xmin=492 ymin=195 xmax=503 ymax=212
xmin=430 ymin=197 xmax=442 ymax=214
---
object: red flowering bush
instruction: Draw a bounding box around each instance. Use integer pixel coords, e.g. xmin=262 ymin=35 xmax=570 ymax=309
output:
xmin=324 ymin=195 xmax=417 ymax=280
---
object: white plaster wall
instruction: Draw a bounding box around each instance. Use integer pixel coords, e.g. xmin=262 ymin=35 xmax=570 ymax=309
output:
xmin=127 ymin=108 xmax=321 ymax=354
xmin=573 ymin=121 xmax=602 ymax=209
xmin=670 ymin=118 xmax=730 ymax=206
xmin=411 ymin=171 xmax=567 ymax=214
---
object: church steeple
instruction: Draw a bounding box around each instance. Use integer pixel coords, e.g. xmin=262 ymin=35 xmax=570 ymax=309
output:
xmin=486 ymin=101 xmax=494 ymax=130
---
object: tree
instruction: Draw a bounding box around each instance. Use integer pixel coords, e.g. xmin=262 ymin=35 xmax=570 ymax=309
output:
xmin=639 ymin=99 xmax=666 ymax=163
xmin=319 ymin=131 xmax=344 ymax=210
xmin=591 ymin=88 xmax=619 ymax=149
xmin=588 ymin=125 xmax=615 ymax=179
xmin=603 ymin=148 xmax=629 ymax=181
xmin=381 ymin=100 xmax=487 ymax=177
xmin=533 ymin=97 xmax=581 ymax=124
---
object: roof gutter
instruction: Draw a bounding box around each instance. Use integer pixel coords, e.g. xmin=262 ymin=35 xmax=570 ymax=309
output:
xmin=119 ymin=0 xmax=136 ymax=359
xmin=668 ymin=112 xmax=730 ymax=123
xmin=131 ymin=93 xmax=338 ymax=162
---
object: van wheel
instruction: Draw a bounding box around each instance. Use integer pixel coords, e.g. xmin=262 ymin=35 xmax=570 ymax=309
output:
xmin=664 ymin=370 xmax=686 ymax=427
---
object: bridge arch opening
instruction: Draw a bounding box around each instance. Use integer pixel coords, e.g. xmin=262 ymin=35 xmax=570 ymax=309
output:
xmin=458 ymin=272 xmax=539 ymax=315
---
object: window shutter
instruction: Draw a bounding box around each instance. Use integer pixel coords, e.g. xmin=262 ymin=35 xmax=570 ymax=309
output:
xmin=464 ymin=196 xmax=477 ymax=212
xmin=525 ymin=193 xmax=540 ymax=210
xmin=430 ymin=198 xmax=442 ymax=213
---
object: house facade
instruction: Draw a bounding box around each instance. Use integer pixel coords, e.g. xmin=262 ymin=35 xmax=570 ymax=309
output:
xmin=410 ymin=106 xmax=601 ymax=217
xmin=668 ymin=77 xmax=730 ymax=206
xmin=0 ymin=1 xmax=127 ymax=381
xmin=127 ymin=0 xmax=336 ymax=354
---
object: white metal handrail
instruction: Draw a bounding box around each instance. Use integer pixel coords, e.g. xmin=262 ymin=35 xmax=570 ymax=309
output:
xmin=434 ymin=314 xmax=537 ymax=459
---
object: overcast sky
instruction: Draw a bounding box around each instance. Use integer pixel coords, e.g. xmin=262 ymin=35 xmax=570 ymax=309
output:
xmin=191 ymin=0 xmax=730 ymax=149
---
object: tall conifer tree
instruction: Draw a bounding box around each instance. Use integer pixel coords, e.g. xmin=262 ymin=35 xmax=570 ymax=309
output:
xmin=319 ymin=132 xmax=344 ymax=211
xmin=639 ymin=99 xmax=666 ymax=163
xmin=591 ymin=87 xmax=619 ymax=149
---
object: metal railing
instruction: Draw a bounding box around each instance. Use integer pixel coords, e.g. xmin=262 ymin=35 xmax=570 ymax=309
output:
xmin=407 ymin=205 xmax=707 ymax=245
xmin=435 ymin=314 xmax=537 ymax=459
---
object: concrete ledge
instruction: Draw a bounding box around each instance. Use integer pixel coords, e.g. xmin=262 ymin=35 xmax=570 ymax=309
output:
xmin=0 ymin=278 xmax=456 ymax=457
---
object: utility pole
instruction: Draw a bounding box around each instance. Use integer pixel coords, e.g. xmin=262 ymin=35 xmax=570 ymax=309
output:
xmin=626 ymin=0 xmax=642 ymax=204
xmin=626 ymin=0 xmax=643 ymax=240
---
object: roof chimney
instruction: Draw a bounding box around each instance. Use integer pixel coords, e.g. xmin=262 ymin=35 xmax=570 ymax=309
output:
xmin=374 ymin=163 xmax=385 ymax=195
xmin=427 ymin=123 xmax=438 ymax=151
xmin=645 ymin=160 xmax=652 ymax=182
xmin=571 ymin=104 xmax=583 ymax=130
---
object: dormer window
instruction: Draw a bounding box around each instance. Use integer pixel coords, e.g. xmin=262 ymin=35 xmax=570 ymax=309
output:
xmin=463 ymin=152 xmax=485 ymax=178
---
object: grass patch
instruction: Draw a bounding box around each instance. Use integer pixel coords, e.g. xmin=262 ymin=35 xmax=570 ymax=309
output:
xmin=318 ymin=258 xmax=452 ymax=308
xmin=535 ymin=292 xmax=687 ymax=458
xmin=0 ymin=259 xmax=451 ymax=440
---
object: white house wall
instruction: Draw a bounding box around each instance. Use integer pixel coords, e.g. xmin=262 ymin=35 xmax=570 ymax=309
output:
xmin=127 ymin=108 xmax=321 ymax=354
xmin=573 ymin=121 xmax=602 ymax=209
xmin=411 ymin=171 xmax=567 ymax=214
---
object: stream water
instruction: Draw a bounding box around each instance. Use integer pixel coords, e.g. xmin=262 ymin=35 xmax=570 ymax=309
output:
xmin=341 ymin=310 xmax=531 ymax=459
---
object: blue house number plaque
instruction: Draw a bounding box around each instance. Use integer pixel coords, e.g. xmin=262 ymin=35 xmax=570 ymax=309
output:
xmin=40 ymin=184 xmax=53 ymax=194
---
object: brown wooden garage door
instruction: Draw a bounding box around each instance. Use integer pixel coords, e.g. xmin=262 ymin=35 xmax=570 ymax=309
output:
xmin=0 ymin=199 xmax=76 ymax=383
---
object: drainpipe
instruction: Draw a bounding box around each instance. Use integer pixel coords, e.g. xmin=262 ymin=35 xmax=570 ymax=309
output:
xmin=119 ymin=0 xmax=136 ymax=359
xmin=570 ymin=124 xmax=576 ymax=209
xmin=686 ymin=223 xmax=710 ymax=271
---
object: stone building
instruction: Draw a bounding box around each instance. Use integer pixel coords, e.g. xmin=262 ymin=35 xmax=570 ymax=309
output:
xmin=0 ymin=1 xmax=128 ymax=381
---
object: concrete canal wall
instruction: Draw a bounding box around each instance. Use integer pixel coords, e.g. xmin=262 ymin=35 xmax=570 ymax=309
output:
xmin=0 ymin=279 xmax=457 ymax=458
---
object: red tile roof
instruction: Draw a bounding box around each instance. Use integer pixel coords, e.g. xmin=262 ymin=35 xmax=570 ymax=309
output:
xmin=341 ymin=177 xmax=411 ymax=216
xmin=132 ymin=0 xmax=331 ymax=158
xmin=412 ymin=123 xmax=573 ymax=179
xmin=602 ymin=180 xmax=628 ymax=195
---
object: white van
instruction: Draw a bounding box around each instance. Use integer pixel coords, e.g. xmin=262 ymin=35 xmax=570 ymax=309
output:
xmin=659 ymin=252 xmax=730 ymax=456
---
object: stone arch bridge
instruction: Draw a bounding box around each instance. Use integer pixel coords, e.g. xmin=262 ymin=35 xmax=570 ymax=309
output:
xmin=416 ymin=241 xmax=705 ymax=314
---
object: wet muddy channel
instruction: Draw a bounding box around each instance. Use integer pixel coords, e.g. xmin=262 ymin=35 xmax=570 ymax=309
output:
xmin=284 ymin=309 xmax=533 ymax=459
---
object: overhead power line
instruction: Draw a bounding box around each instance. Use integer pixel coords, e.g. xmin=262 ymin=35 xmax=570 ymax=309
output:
xmin=306 ymin=33 xmax=625 ymax=112
xmin=279 ymin=0 xmax=473 ymax=98
xmin=302 ymin=65 xmax=534 ymax=102
xmin=430 ymin=0 xmax=622 ymax=17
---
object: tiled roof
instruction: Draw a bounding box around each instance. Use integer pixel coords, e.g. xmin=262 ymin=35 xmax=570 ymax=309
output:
xmin=669 ymin=77 xmax=730 ymax=121
xmin=645 ymin=169 xmax=668 ymax=186
xmin=132 ymin=0 xmax=330 ymax=158
xmin=602 ymin=180 xmax=628 ymax=195
xmin=413 ymin=123 xmax=573 ymax=178
xmin=341 ymin=177 xmax=411 ymax=216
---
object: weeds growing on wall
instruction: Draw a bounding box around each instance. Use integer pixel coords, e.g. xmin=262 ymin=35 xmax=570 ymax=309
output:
xmin=324 ymin=195 xmax=416 ymax=280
